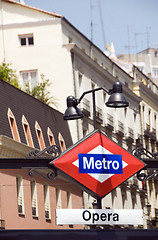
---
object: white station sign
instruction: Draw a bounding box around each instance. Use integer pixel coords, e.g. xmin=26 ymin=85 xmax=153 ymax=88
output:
xmin=56 ymin=209 xmax=143 ymax=225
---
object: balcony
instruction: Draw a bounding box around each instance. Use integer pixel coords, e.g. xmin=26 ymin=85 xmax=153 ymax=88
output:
xmin=131 ymin=176 xmax=139 ymax=189
xmin=144 ymin=124 xmax=151 ymax=137
xmin=105 ymin=113 xmax=114 ymax=130
xmin=96 ymin=107 xmax=103 ymax=124
xmin=82 ymin=98 xmax=90 ymax=117
xmin=125 ymin=127 xmax=134 ymax=142
xmin=144 ymin=124 xmax=157 ymax=140
xmin=116 ymin=121 xmax=124 ymax=137
xmin=135 ymin=133 xmax=143 ymax=145
xmin=151 ymin=128 xmax=156 ymax=140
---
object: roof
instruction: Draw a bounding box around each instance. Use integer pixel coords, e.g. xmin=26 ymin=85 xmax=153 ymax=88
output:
xmin=0 ymin=78 xmax=73 ymax=151
xmin=2 ymin=0 xmax=62 ymax=18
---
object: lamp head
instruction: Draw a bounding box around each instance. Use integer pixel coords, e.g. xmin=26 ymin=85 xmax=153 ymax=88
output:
xmin=63 ymin=96 xmax=83 ymax=120
xmin=106 ymin=81 xmax=129 ymax=108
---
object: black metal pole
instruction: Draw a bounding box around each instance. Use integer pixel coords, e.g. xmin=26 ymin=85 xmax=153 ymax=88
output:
xmin=92 ymin=91 xmax=102 ymax=209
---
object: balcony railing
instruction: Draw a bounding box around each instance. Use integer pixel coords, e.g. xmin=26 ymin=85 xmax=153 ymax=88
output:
xmin=144 ymin=124 xmax=151 ymax=137
xmin=126 ymin=127 xmax=134 ymax=141
xmin=144 ymin=124 xmax=157 ymax=140
xmin=131 ymin=176 xmax=139 ymax=189
xmin=96 ymin=107 xmax=103 ymax=124
xmin=116 ymin=121 xmax=124 ymax=136
xmin=151 ymin=127 xmax=156 ymax=140
xmin=82 ymin=98 xmax=90 ymax=117
xmin=105 ymin=113 xmax=114 ymax=130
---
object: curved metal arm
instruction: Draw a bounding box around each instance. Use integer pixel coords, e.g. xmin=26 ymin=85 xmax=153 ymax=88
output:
xmin=78 ymin=87 xmax=110 ymax=104
xmin=29 ymin=167 xmax=58 ymax=181
xmin=133 ymin=147 xmax=158 ymax=181
xmin=77 ymin=87 xmax=111 ymax=130
xmin=29 ymin=145 xmax=61 ymax=159
xmin=133 ymin=147 xmax=158 ymax=160
xmin=137 ymin=169 xmax=158 ymax=182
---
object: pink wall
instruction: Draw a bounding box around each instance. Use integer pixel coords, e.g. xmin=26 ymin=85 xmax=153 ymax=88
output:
xmin=0 ymin=169 xmax=83 ymax=229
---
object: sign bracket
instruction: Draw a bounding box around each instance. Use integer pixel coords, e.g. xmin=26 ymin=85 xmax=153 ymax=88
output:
xmin=133 ymin=147 xmax=158 ymax=181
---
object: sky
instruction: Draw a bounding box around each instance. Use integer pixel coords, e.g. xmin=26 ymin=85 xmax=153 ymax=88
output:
xmin=18 ymin=0 xmax=158 ymax=55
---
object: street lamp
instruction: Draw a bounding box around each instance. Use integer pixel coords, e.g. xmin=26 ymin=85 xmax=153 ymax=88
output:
xmin=64 ymin=81 xmax=129 ymax=130
xmin=63 ymin=81 xmax=129 ymax=209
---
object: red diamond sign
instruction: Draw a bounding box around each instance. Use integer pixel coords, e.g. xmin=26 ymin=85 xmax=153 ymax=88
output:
xmin=50 ymin=130 xmax=145 ymax=198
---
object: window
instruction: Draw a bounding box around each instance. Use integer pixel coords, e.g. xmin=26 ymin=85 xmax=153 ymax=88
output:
xmin=58 ymin=133 xmax=66 ymax=152
xmin=35 ymin=121 xmax=45 ymax=150
xmin=43 ymin=184 xmax=51 ymax=219
xmin=47 ymin=127 xmax=55 ymax=146
xmin=142 ymin=105 xmax=147 ymax=130
xmin=68 ymin=37 xmax=73 ymax=43
xmin=67 ymin=191 xmax=72 ymax=209
xmin=78 ymin=72 xmax=84 ymax=101
xmin=78 ymin=72 xmax=82 ymax=89
xmin=22 ymin=115 xmax=34 ymax=147
xmin=20 ymin=70 xmax=38 ymax=91
xmin=152 ymin=68 xmax=158 ymax=77
xmin=31 ymin=180 xmax=38 ymax=217
xmin=19 ymin=34 xmax=34 ymax=46
xmin=149 ymin=109 xmax=153 ymax=131
xmin=8 ymin=108 xmax=21 ymax=142
xmin=16 ymin=176 xmax=24 ymax=215
xmin=56 ymin=187 xmax=62 ymax=209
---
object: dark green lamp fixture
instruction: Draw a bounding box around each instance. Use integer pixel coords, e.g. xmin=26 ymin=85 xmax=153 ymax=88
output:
xmin=64 ymin=81 xmax=129 ymax=121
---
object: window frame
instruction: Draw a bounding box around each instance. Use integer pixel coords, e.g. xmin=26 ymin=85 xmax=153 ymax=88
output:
xmin=152 ymin=68 xmax=158 ymax=77
xmin=35 ymin=121 xmax=45 ymax=150
xmin=58 ymin=133 xmax=66 ymax=152
xmin=43 ymin=184 xmax=51 ymax=220
xmin=16 ymin=175 xmax=25 ymax=215
xmin=8 ymin=108 xmax=21 ymax=142
xmin=20 ymin=69 xmax=38 ymax=91
xmin=22 ymin=115 xmax=34 ymax=147
xmin=19 ymin=33 xmax=34 ymax=47
xmin=47 ymin=127 xmax=55 ymax=146
xmin=30 ymin=179 xmax=38 ymax=218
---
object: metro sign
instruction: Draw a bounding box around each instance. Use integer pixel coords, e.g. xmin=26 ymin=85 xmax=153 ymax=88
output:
xmin=50 ymin=130 xmax=145 ymax=198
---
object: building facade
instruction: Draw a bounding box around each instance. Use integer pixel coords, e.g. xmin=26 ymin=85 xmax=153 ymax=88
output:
xmin=0 ymin=0 xmax=158 ymax=229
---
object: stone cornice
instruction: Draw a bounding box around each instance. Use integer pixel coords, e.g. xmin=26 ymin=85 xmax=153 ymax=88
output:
xmin=133 ymin=82 xmax=158 ymax=107
xmin=0 ymin=135 xmax=34 ymax=158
